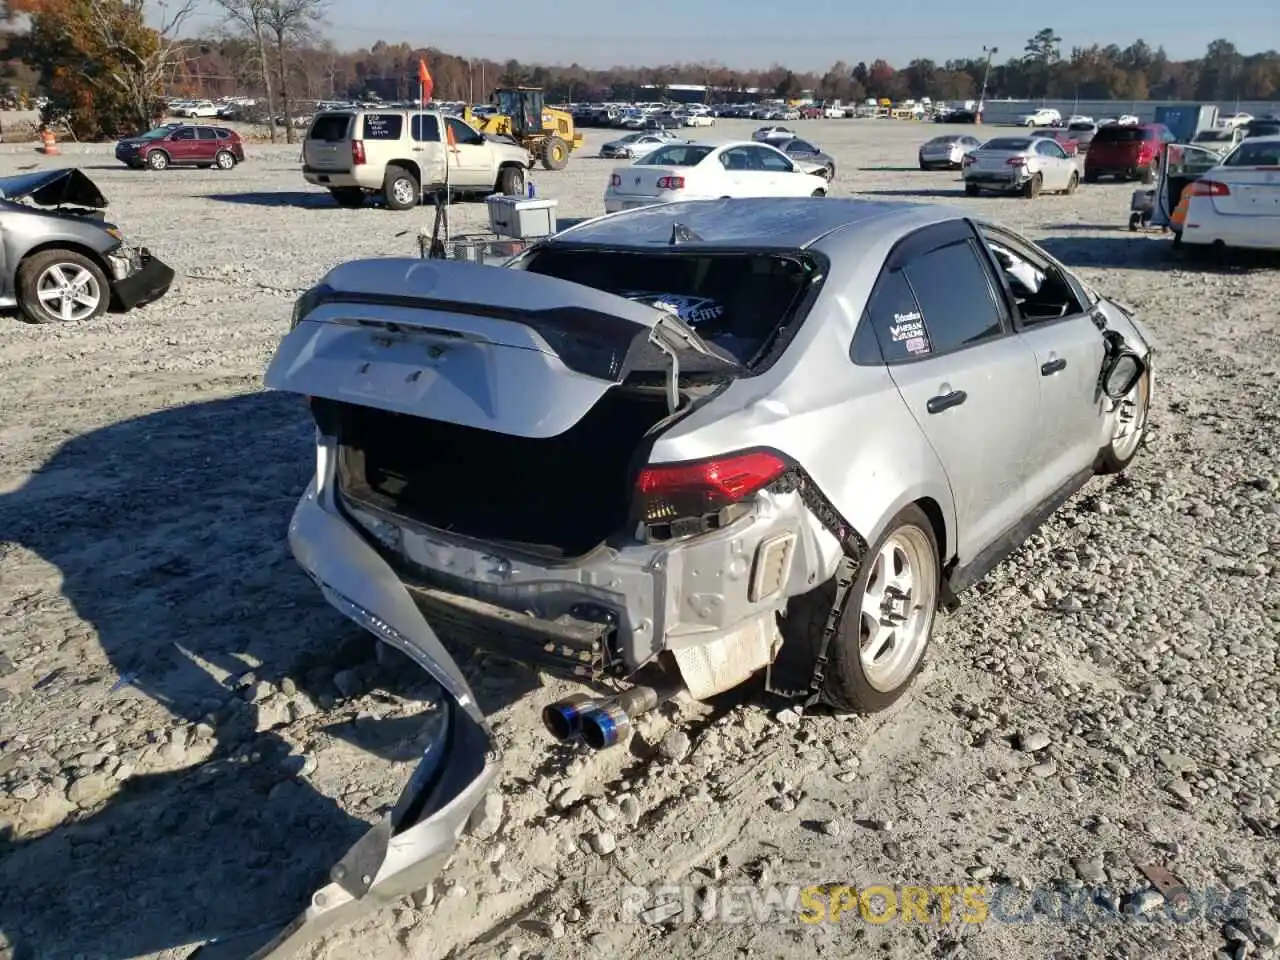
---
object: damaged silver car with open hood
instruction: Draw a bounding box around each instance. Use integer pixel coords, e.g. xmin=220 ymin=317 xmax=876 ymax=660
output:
xmin=250 ymin=197 xmax=1154 ymax=954
xmin=0 ymin=168 xmax=173 ymax=324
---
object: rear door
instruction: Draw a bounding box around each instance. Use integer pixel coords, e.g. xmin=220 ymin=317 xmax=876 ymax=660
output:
xmin=195 ymin=126 xmax=220 ymax=162
xmin=972 ymin=222 xmax=1107 ymax=505
xmin=747 ymin=144 xmax=800 ymax=193
xmin=868 ymin=220 xmax=1041 ymax=562
xmin=305 ymin=112 xmax=354 ymax=172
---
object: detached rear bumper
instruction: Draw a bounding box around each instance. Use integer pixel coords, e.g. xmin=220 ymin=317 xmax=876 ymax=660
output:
xmin=111 ymin=250 xmax=174 ymax=311
xmin=191 ymin=481 xmax=500 ymax=959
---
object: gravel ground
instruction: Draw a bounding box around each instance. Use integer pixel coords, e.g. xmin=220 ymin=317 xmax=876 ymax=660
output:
xmin=0 ymin=119 xmax=1277 ymax=960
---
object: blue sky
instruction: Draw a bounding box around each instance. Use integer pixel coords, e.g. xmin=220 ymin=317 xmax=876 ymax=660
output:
xmin=186 ymin=0 xmax=1275 ymax=69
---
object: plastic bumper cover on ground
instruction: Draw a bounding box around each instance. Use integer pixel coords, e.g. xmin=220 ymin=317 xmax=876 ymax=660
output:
xmin=189 ymin=486 xmax=499 ymax=959
xmin=112 ymin=251 xmax=175 ymax=311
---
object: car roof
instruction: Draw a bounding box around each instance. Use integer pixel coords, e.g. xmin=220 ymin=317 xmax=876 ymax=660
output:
xmin=549 ymin=197 xmax=962 ymax=251
xmin=1241 ymin=133 xmax=1280 ymax=143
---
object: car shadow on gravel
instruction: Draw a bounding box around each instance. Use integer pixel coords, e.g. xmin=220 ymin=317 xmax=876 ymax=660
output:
xmin=858 ymin=187 xmax=965 ymax=198
xmin=1039 ymin=235 xmax=1280 ymax=272
xmin=205 ymin=190 xmax=338 ymax=209
xmin=0 ymin=392 xmax=535 ymax=959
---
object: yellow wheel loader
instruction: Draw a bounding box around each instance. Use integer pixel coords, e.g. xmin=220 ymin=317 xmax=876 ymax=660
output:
xmin=464 ymin=87 xmax=584 ymax=171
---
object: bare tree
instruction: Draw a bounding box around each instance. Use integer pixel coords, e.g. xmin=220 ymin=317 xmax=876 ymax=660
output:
xmin=214 ymin=0 xmax=278 ymax=140
xmin=87 ymin=0 xmax=197 ymax=132
xmin=261 ymin=0 xmax=325 ymax=143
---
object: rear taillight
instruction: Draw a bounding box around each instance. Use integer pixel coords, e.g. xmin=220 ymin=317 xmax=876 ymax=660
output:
xmin=656 ymin=175 xmax=685 ymax=189
xmin=1007 ymin=156 xmax=1027 ymax=166
xmin=962 ymin=155 xmax=976 ymax=166
xmin=637 ymin=450 xmax=790 ymax=535
xmin=1189 ymin=180 xmax=1230 ymax=197
xmin=610 ymin=173 xmax=621 ymax=186
xmin=352 ymin=140 xmax=366 ymax=165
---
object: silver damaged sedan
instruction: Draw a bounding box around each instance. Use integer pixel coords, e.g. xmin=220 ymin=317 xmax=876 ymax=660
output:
xmin=254 ymin=197 xmax=1154 ymax=954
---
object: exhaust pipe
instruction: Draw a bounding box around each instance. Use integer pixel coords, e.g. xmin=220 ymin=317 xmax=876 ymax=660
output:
xmin=541 ymin=693 xmax=605 ymax=742
xmin=578 ymin=683 xmax=682 ymax=751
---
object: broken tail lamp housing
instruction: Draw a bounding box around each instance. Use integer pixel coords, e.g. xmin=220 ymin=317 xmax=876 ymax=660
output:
xmin=636 ymin=450 xmax=790 ymax=541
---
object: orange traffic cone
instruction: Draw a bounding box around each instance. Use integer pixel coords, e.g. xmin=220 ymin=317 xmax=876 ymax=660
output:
xmin=40 ymin=129 xmax=59 ymax=155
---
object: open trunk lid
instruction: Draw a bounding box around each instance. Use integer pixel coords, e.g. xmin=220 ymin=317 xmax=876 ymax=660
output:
xmin=266 ymin=258 xmax=737 ymax=438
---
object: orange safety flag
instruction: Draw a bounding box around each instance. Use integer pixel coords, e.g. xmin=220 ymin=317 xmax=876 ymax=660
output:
xmin=418 ymin=58 xmax=433 ymax=102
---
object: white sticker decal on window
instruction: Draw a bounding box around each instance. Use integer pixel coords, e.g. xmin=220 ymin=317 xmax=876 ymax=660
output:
xmin=889 ymin=311 xmax=925 ymax=342
xmin=905 ymin=336 xmax=930 ymax=354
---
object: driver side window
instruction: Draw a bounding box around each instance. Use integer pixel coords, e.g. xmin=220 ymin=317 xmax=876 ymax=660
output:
xmin=753 ymin=147 xmax=793 ymax=172
xmin=446 ymin=116 xmax=479 ymax=144
xmin=978 ymin=226 xmax=1086 ymax=323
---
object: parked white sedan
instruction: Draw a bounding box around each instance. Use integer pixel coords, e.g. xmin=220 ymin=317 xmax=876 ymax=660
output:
xmin=604 ymin=140 xmax=829 ymax=213
xmin=1177 ymin=135 xmax=1280 ymax=252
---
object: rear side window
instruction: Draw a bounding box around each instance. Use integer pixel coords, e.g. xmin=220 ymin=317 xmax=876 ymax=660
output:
xmin=637 ymin=144 xmax=714 ymax=166
xmin=197 ymin=127 xmax=217 ymax=140
xmin=214 ymin=128 xmax=231 ymax=140
xmin=362 ymin=113 xmax=403 ymax=140
xmin=903 ymin=241 xmax=1004 ymax=353
xmin=862 ymin=269 xmax=931 ymax=363
xmin=309 ymin=113 xmax=351 ymax=141
xmin=412 ymin=114 xmax=440 ymax=141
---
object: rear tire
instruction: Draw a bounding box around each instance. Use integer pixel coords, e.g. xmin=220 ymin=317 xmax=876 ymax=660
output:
xmin=811 ymin=188 xmax=826 ymax=197
xmin=805 ymin=505 xmax=940 ymax=714
xmin=383 ymin=165 xmax=419 ymax=210
xmin=496 ymin=165 xmax=525 ymax=196
xmin=964 ymin=182 xmax=980 ymax=197
xmin=330 ymin=187 xmax=365 ymax=208
xmin=1022 ymin=172 xmax=1043 ymax=199
xmin=214 ymin=150 xmax=236 ymax=170
xmin=1084 ymin=170 xmax=1099 ymax=183
xmin=1064 ymin=171 xmax=1079 ymax=195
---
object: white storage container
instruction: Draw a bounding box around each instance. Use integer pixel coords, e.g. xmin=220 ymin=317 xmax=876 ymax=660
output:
xmin=486 ymin=195 xmax=558 ymax=239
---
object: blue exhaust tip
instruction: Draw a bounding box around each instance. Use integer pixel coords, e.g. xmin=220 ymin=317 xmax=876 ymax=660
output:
xmin=579 ymin=703 xmax=630 ymax=751
xmin=542 ymin=695 xmax=595 ymax=741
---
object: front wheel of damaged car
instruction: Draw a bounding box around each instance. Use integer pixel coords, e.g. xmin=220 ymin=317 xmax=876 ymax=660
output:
xmin=823 ymin=505 xmax=940 ymax=713
xmin=17 ymin=249 xmax=110 ymax=324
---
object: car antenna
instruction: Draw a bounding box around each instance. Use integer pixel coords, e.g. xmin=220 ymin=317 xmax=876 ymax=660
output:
xmin=669 ymin=222 xmax=701 ymax=246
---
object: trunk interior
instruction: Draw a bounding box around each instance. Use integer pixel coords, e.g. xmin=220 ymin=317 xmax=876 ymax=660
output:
xmin=328 ymin=390 xmax=670 ymax=560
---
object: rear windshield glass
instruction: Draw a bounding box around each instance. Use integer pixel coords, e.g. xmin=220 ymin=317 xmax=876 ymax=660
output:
xmin=1094 ymin=127 xmax=1153 ymax=143
xmin=927 ymin=136 xmax=959 ymax=144
xmin=1068 ymin=122 xmax=1095 ymax=131
xmin=1246 ymin=122 xmax=1280 ymax=138
xmin=521 ymin=248 xmax=816 ymax=367
xmin=982 ymin=138 xmax=1031 ymax=151
xmin=636 ymin=145 xmax=714 ymax=166
xmin=309 ymin=113 xmax=351 ymax=141
xmin=1224 ymin=141 xmax=1280 ymax=166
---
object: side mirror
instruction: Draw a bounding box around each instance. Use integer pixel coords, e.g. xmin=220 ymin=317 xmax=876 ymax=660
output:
xmin=1102 ymin=351 xmax=1145 ymax=399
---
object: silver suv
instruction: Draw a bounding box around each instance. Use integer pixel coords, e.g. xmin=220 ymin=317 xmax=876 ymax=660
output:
xmin=261 ymin=197 xmax=1154 ymax=945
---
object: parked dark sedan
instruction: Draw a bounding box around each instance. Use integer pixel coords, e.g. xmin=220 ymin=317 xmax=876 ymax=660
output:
xmin=776 ymin=136 xmax=836 ymax=180
xmin=643 ymin=112 xmax=684 ymax=131
xmin=115 ymin=124 xmax=246 ymax=171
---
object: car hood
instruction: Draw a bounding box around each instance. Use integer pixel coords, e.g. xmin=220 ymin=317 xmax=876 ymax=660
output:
xmin=0 ymin=168 xmax=108 ymax=208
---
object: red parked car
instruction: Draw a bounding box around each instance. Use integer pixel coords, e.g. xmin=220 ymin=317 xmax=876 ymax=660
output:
xmin=114 ymin=124 xmax=246 ymax=171
xmin=1028 ymin=128 xmax=1079 ymax=156
xmin=1084 ymin=123 xmax=1177 ymax=183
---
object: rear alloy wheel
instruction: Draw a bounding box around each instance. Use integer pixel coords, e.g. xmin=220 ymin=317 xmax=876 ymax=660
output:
xmin=1064 ymin=171 xmax=1079 ymax=194
xmin=17 ymin=249 xmax=109 ymax=324
xmin=1022 ymin=172 xmax=1043 ymax=199
xmin=146 ymin=150 xmax=170 ymax=171
xmin=1097 ymin=370 xmax=1151 ymax=474
xmin=383 ymin=166 xmax=419 ymax=210
xmin=497 ymin=165 xmax=525 ymax=196
xmin=822 ymin=505 xmax=940 ymax=713
xmin=214 ymin=150 xmax=236 ymax=170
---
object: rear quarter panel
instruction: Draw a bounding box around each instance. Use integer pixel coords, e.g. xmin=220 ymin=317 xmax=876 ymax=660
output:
xmin=648 ymin=221 xmax=958 ymax=562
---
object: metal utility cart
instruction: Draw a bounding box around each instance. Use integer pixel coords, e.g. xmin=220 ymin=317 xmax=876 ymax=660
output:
xmin=418 ymin=189 xmax=559 ymax=264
